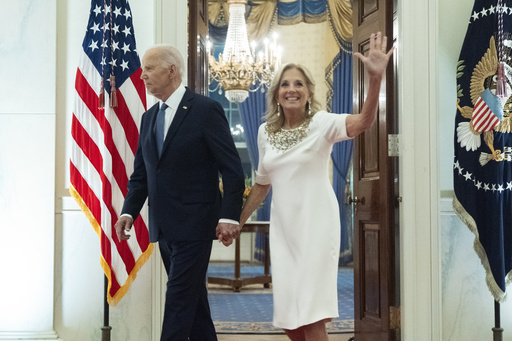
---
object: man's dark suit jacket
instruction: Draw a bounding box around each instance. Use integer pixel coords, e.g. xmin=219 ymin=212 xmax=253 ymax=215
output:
xmin=122 ymin=87 xmax=245 ymax=243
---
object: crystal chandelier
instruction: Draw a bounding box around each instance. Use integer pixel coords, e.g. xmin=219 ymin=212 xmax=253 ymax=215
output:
xmin=208 ymin=0 xmax=280 ymax=103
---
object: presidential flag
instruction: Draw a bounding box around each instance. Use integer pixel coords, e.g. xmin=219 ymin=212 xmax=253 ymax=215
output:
xmin=70 ymin=0 xmax=151 ymax=305
xmin=454 ymin=0 xmax=512 ymax=302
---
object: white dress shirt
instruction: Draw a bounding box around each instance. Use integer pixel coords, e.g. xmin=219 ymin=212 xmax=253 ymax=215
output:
xmin=160 ymin=83 xmax=186 ymax=139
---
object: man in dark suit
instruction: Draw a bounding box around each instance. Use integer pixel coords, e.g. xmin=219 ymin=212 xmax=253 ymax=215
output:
xmin=114 ymin=44 xmax=245 ymax=341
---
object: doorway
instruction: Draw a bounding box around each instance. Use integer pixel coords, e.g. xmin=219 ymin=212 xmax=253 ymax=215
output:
xmin=192 ymin=0 xmax=400 ymax=339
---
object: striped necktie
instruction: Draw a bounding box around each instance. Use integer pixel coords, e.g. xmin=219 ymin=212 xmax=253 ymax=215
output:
xmin=155 ymin=102 xmax=168 ymax=156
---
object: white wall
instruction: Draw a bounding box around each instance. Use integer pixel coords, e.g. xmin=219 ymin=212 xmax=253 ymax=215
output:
xmin=438 ymin=0 xmax=472 ymax=194
xmin=0 ymin=0 xmax=58 ymax=339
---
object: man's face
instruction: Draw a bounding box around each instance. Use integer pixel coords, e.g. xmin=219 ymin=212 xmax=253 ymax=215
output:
xmin=140 ymin=49 xmax=172 ymax=100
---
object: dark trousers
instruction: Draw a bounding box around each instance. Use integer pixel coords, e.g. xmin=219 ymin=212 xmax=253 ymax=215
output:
xmin=158 ymin=239 xmax=217 ymax=341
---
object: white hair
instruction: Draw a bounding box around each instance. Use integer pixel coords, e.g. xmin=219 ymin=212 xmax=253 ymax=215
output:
xmin=149 ymin=44 xmax=185 ymax=76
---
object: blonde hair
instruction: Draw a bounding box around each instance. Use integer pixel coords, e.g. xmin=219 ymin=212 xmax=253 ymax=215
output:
xmin=263 ymin=63 xmax=322 ymax=133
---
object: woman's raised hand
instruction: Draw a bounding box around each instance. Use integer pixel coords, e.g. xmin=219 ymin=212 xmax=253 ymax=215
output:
xmin=353 ymin=32 xmax=394 ymax=78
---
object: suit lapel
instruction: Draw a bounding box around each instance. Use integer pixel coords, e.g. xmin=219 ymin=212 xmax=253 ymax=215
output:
xmin=160 ymin=88 xmax=194 ymax=155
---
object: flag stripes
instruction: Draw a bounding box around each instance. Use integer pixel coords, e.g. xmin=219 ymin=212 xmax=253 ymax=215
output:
xmin=472 ymin=97 xmax=500 ymax=132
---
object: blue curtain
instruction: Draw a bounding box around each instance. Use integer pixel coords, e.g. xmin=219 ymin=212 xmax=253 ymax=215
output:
xmin=277 ymin=0 xmax=327 ymax=25
xmin=327 ymin=50 xmax=353 ymax=266
xmin=239 ymin=89 xmax=264 ymax=169
xmin=239 ymin=89 xmax=272 ymax=261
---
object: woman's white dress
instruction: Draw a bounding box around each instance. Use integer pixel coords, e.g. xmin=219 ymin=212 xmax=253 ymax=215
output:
xmin=255 ymin=111 xmax=352 ymax=330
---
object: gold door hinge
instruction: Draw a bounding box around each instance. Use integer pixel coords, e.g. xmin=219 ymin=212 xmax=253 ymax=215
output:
xmin=389 ymin=306 xmax=401 ymax=330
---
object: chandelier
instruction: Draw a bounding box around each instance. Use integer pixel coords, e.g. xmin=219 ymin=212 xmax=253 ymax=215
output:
xmin=208 ymin=0 xmax=280 ymax=103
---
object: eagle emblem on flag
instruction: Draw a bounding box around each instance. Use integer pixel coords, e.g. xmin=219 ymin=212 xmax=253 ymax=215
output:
xmin=456 ymin=37 xmax=507 ymax=158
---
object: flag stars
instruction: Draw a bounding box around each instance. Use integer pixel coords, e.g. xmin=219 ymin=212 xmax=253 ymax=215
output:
xmin=90 ymin=22 xmax=100 ymax=34
xmin=89 ymin=39 xmax=99 ymax=52
xmin=456 ymin=160 xmax=512 ymax=193
xmin=93 ymin=4 xmax=102 ymax=16
xmin=463 ymin=171 xmax=473 ymax=181
xmin=476 ymin=181 xmax=482 ymax=190
xmin=104 ymin=4 xmax=111 ymax=15
xmin=120 ymin=60 xmax=129 ymax=71
xmin=121 ymin=42 xmax=131 ymax=54
xmin=497 ymin=4 xmax=512 ymax=15
xmin=113 ymin=24 xmax=120 ymax=35
xmin=112 ymin=40 xmax=119 ymax=52
xmin=122 ymin=26 xmax=132 ymax=37
xmin=102 ymin=23 xmax=110 ymax=32
xmin=470 ymin=4 xmax=512 ymax=23
xmin=109 ymin=58 xmax=118 ymax=67
xmin=123 ymin=9 xmax=132 ymax=20
xmin=113 ymin=6 xmax=122 ymax=18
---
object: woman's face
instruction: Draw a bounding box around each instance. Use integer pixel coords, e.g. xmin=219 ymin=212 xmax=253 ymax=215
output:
xmin=277 ymin=68 xmax=311 ymax=115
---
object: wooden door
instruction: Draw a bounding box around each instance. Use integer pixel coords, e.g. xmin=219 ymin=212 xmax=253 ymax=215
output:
xmin=351 ymin=0 xmax=399 ymax=339
xmin=188 ymin=0 xmax=209 ymax=96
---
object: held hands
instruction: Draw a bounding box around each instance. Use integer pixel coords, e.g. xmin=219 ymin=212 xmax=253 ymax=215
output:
xmin=353 ymin=32 xmax=394 ymax=78
xmin=115 ymin=215 xmax=134 ymax=241
xmin=216 ymin=222 xmax=241 ymax=247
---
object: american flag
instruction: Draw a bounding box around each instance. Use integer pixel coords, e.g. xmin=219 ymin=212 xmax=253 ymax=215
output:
xmin=69 ymin=0 xmax=152 ymax=306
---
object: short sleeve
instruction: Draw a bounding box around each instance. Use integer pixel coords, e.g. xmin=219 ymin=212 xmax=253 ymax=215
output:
xmin=254 ymin=124 xmax=271 ymax=185
xmin=315 ymin=111 xmax=353 ymax=143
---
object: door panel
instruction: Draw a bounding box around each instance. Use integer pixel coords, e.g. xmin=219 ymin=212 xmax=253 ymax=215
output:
xmin=352 ymin=0 xmax=398 ymax=340
xmin=362 ymin=0 xmax=379 ymax=20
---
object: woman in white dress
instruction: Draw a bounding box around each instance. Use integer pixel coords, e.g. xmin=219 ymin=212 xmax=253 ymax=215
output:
xmin=219 ymin=32 xmax=393 ymax=341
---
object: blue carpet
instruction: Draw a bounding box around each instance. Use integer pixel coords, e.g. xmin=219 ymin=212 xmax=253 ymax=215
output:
xmin=207 ymin=263 xmax=354 ymax=334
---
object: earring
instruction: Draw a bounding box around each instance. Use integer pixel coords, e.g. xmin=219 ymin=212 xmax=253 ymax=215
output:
xmin=308 ymin=100 xmax=312 ymax=115
xmin=277 ymin=102 xmax=281 ymax=117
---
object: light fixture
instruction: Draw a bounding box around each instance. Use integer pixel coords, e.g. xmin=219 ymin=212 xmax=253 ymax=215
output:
xmin=208 ymin=0 xmax=280 ymax=103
